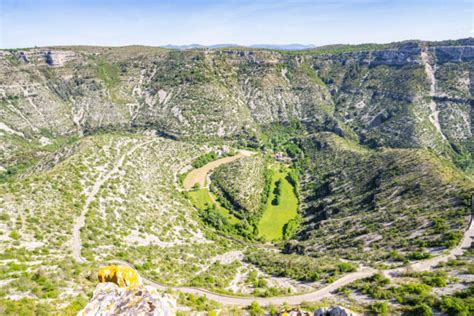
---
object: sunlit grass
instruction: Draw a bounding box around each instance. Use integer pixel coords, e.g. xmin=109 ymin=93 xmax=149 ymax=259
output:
xmin=187 ymin=189 xmax=240 ymax=225
xmin=258 ymin=165 xmax=298 ymax=240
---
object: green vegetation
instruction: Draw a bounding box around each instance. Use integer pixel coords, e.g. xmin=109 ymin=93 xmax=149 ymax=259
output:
xmin=258 ymin=165 xmax=299 ymax=240
xmin=406 ymin=251 xmax=432 ymax=260
xmin=187 ymin=189 xmax=239 ymax=225
xmin=1 ymin=41 xmax=473 ymax=312
xmin=271 ymin=179 xmax=282 ymax=205
xmin=290 ymin=133 xmax=472 ymax=260
xmin=248 ymin=301 xmax=265 ymax=316
xmin=277 ymin=42 xmax=393 ymax=56
xmin=95 ymin=58 xmax=121 ymax=90
xmin=192 ymin=152 xmax=218 ymax=168
xmin=186 ymin=188 xmax=258 ymax=239
xmin=342 ymin=274 xmax=474 ymax=315
xmin=210 ymin=155 xmax=265 ymax=216
xmin=440 ymin=285 xmax=474 ymax=315
xmin=94 ymin=58 xmax=128 ymax=104
xmin=282 ymin=217 xmax=300 ymax=240
xmin=177 ymin=293 xmax=221 ymax=312
xmin=244 ymin=249 xmax=356 ymax=282
xmin=370 ymin=301 xmax=390 ymax=315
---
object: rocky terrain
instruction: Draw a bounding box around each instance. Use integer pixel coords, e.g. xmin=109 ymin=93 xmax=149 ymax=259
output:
xmin=0 ymin=39 xmax=473 ymax=314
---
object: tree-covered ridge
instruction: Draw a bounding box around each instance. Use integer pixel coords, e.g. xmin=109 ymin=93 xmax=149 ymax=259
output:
xmin=288 ymin=132 xmax=472 ymax=260
xmin=210 ymin=155 xmax=266 ymax=216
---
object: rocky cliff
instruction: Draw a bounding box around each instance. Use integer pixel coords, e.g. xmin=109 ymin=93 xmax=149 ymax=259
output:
xmin=78 ymin=282 xmax=176 ymax=316
xmin=78 ymin=265 xmax=176 ymax=316
xmin=1 ymin=39 xmax=472 ymax=147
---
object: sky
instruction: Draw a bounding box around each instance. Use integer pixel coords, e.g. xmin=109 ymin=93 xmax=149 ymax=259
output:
xmin=0 ymin=0 xmax=473 ymax=48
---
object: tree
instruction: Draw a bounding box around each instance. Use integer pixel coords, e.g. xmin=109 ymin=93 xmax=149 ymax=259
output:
xmin=272 ymin=180 xmax=282 ymax=205
xmin=248 ymin=301 xmax=264 ymax=316
xmin=371 ymin=301 xmax=389 ymax=315
xmin=409 ymin=304 xmax=432 ymax=316
xmin=282 ymin=218 xmax=299 ymax=240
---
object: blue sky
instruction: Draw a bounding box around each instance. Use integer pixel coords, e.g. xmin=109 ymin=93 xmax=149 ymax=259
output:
xmin=1 ymin=0 xmax=472 ymax=48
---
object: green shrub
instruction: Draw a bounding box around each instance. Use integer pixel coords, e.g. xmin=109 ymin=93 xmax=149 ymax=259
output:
xmin=422 ymin=275 xmax=447 ymax=287
xmin=192 ymin=151 xmax=234 ymax=169
xmin=9 ymin=230 xmax=20 ymax=240
xmin=371 ymin=273 xmax=391 ymax=285
xmin=272 ymin=180 xmax=282 ymax=205
xmin=370 ymin=301 xmax=389 ymax=315
xmin=393 ymin=283 xmax=434 ymax=306
xmin=432 ymin=218 xmax=448 ymax=233
xmin=248 ymin=301 xmax=264 ymax=316
xmin=406 ymin=251 xmax=432 ymax=260
xmin=442 ymin=231 xmax=463 ymax=248
xmin=244 ymin=250 xmax=341 ymax=282
xmin=408 ymin=304 xmax=432 ymax=316
xmin=178 ymin=293 xmax=221 ymax=312
xmin=439 ymin=296 xmax=469 ymax=315
xmin=282 ymin=217 xmax=299 ymax=240
xmin=337 ymin=262 xmax=356 ymax=273
xmin=466 ymin=264 xmax=474 ymax=274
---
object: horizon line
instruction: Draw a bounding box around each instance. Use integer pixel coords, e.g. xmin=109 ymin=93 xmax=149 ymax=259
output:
xmin=1 ymin=36 xmax=473 ymax=50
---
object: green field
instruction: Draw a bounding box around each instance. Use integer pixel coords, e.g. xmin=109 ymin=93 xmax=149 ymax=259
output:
xmin=187 ymin=189 xmax=239 ymax=224
xmin=258 ymin=165 xmax=298 ymax=240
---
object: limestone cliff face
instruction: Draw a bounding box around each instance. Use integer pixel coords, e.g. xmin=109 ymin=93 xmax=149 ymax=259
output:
xmin=0 ymin=39 xmax=471 ymax=149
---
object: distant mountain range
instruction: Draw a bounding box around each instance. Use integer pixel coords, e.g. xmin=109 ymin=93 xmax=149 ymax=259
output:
xmin=161 ymin=43 xmax=316 ymax=50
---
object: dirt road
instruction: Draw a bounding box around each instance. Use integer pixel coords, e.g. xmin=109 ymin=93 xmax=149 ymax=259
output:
xmin=183 ymin=149 xmax=254 ymax=190
xmin=109 ymin=213 xmax=474 ymax=306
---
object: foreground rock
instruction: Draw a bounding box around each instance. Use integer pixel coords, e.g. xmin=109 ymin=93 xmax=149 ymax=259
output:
xmin=78 ymin=265 xmax=176 ymax=315
xmin=78 ymin=283 xmax=176 ymax=315
xmin=314 ymin=306 xmax=356 ymax=316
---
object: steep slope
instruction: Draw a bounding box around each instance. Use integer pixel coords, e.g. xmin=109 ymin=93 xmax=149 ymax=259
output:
xmin=286 ymin=133 xmax=473 ymax=260
xmin=0 ymin=133 xmax=244 ymax=312
xmin=1 ymin=40 xmax=473 ymax=172
xmin=312 ymin=42 xmax=473 ymax=155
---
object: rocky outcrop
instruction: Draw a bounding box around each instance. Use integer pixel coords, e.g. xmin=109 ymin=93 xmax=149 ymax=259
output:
xmin=78 ymin=265 xmax=176 ymax=315
xmin=97 ymin=265 xmax=142 ymax=288
xmin=78 ymin=282 xmax=176 ymax=316
xmin=45 ymin=50 xmax=76 ymax=67
xmin=0 ymin=39 xmax=471 ymax=151
xmin=314 ymin=306 xmax=355 ymax=316
xmin=433 ymin=46 xmax=474 ymax=64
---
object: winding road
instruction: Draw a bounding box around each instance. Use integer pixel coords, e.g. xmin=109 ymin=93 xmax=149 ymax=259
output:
xmin=112 ymin=215 xmax=473 ymax=306
xmin=78 ymin=146 xmax=473 ymax=306
xmin=124 ymin=153 xmax=474 ymax=305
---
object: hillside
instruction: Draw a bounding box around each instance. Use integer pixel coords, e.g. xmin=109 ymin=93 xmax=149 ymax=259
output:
xmin=286 ymin=133 xmax=472 ymax=260
xmin=2 ymin=40 xmax=473 ymax=165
